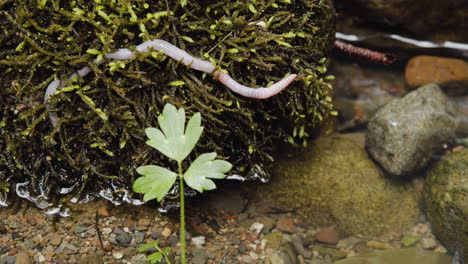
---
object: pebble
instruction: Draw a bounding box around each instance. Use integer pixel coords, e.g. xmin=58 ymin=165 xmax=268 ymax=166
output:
xmin=315 ymin=227 xmax=339 ymax=244
xmin=191 ymin=249 xmax=208 ymax=264
xmin=249 ymin=222 xmax=264 ymax=234
xmin=25 ymin=215 xmax=37 ymax=226
xmin=161 ymin=227 xmax=172 ymax=238
xmin=112 ymin=252 xmax=123 ymax=259
xmin=49 ymin=234 xmax=62 ymax=246
xmin=101 ymin=227 xmax=112 ymax=235
xmin=422 ymin=237 xmax=437 ymax=249
xmin=291 ymin=234 xmax=305 ymax=256
xmin=191 ymin=236 xmax=206 ymax=248
xmin=74 ymin=225 xmax=87 ymax=234
xmin=255 ymin=216 xmax=276 ymax=234
xmin=276 ymin=216 xmax=295 ymax=233
xmin=14 ymin=251 xmax=31 ymax=264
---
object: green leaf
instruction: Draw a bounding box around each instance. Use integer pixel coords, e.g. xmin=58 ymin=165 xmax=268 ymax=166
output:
xmin=183 ymin=152 xmax=232 ymax=193
xmin=136 ymin=240 xmax=160 ymax=252
xmin=133 ymin=165 xmax=177 ymax=202
xmin=147 ymin=252 xmax=164 ymax=263
xmin=145 ymin=104 xmax=203 ymax=162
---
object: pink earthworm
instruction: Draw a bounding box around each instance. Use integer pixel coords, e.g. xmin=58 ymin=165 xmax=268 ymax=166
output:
xmin=44 ymin=39 xmax=297 ymax=125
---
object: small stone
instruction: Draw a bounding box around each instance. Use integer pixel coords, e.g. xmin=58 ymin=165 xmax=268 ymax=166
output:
xmin=25 ymin=215 xmax=37 ymax=226
xmin=101 ymin=227 xmax=112 ymax=235
xmin=14 ymin=251 xmax=31 ymax=264
xmin=249 ymin=222 xmax=264 ymax=234
xmin=291 ymin=234 xmax=305 ymax=256
xmin=401 ymin=235 xmax=420 ymax=247
xmin=191 ymin=249 xmax=208 ymax=264
xmin=237 ymin=243 xmax=248 ymax=254
xmin=74 ymin=225 xmax=87 ymax=234
xmin=336 ymin=236 xmax=362 ymax=249
xmin=122 ymin=247 xmax=136 ymax=258
xmin=78 ymin=252 xmax=104 ymax=264
xmin=269 ymin=253 xmax=285 ymax=264
xmin=137 ymin=218 xmax=151 ymax=227
xmin=134 ymin=231 xmax=145 ymax=244
xmin=102 ymin=241 xmax=113 ymax=252
xmin=131 ymin=254 xmax=147 ymax=264
xmin=5 ymin=255 xmax=15 ymax=264
xmin=161 ymin=227 xmax=171 ymax=238
xmin=97 ymin=207 xmax=110 ymax=217
xmin=169 ymin=234 xmax=179 ymax=247
xmin=191 ymin=236 xmax=205 ymax=248
xmin=241 ymin=255 xmax=254 ymax=263
xmin=49 ymin=234 xmax=62 ymax=246
xmin=315 ymin=227 xmax=339 ymax=244
xmin=367 ymin=240 xmax=392 ymax=249
xmin=422 ymin=238 xmax=437 ymax=249
xmin=264 ymin=232 xmax=283 ymax=250
xmin=112 ymin=252 xmax=123 ymax=259
xmin=231 ymin=238 xmax=241 ymax=245
xmin=11 ymin=232 xmax=20 ymax=239
xmin=276 ymin=216 xmax=295 ymax=233
xmin=255 ymin=216 xmax=276 ymax=234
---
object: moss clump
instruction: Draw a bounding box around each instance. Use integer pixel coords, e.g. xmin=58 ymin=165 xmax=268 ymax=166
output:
xmin=0 ymin=0 xmax=335 ymax=207
xmin=423 ymin=149 xmax=468 ymax=263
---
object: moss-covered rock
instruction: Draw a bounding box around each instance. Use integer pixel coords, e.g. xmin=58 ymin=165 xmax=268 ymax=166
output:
xmin=257 ymin=136 xmax=419 ymax=235
xmin=0 ymin=0 xmax=335 ymax=207
xmin=423 ymin=148 xmax=468 ymax=263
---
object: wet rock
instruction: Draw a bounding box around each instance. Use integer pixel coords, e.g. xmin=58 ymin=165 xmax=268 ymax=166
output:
xmin=131 ymin=254 xmax=147 ymax=264
xmin=78 ymin=252 xmax=104 ymax=264
xmin=424 ymin=148 xmax=468 ymax=263
xmin=401 ymin=235 xmax=420 ymax=247
xmin=113 ymin=227 xmax=131 ymax=245
xmin=258 ymin=137 xmax=419 ymax=235
xmin=315 ymin=227 xmax=339 ymax=245
xmin=366 ymin=84 xmax=457 ymax=176
xmin=265 ymin=232 xmax=283 ymax=251
xmin=405 ymin=56 xmax=468 ymax=95
xmin=14 ymin=251 xmax=31 ymax=264
xmin=191 ymin=236 xmax=205 ymax=248
xmin=334 ymin=247 xmax=453 ymax=264
xmin=276 ymin=216 xmax=295 ymax=233
xmin=290 ymin=234 xmax=305 ymax=256
xmin=48 ymin=234 xmax=62 ymax=247
xmin=191 ymin=249 xmax=208 ymax=264
xmin=255 ymin=216 xmax=276 ymax=234
xmin=312 ymin=245 xmax=347 ymax=261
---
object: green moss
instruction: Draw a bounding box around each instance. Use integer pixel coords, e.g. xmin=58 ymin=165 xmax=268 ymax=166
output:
xmin=0 ymin=0 xmax=335 ymax=206
xmin=423 ymin=149 xmax=468 ymax=263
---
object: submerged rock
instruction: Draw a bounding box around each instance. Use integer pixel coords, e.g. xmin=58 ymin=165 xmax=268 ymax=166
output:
xmin=257 ymin=136 xmax=419 ymax=235
xmin=334 ymin=247 xmax=453 ymax=264
xmin=423 ymin=148 xmax=468 ymax=264
xmin=405 ymin=56 xmax=468 ymax=95
xmin=366 ymin=84 xmax=458 ymax=176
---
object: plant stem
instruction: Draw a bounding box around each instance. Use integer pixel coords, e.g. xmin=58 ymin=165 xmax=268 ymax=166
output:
xmin=177 ymin=161 xmax=187 ymax=264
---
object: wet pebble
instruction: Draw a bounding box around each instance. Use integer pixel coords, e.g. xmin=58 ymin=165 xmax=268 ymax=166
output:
xmin=315 ymin=228 xmax=339 ymax=245
xmin=276 ymin=216 xmax=295 ymax=233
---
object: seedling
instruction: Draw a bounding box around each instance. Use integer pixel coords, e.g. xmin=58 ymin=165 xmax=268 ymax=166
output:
xmin=133 ymin=103 xmax=232 ymax=264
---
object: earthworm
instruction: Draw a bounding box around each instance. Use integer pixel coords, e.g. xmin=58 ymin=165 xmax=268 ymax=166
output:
xmin=44 ymin=39 xmax=296 ymax=126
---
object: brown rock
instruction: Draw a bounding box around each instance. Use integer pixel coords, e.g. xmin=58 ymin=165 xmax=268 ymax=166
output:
xmin=25 ymin=215 xmax=37 ymax=226
xmin=15 ymin=251 xmax=32 ymax=264
xmin=405 ymin=56 xmax=468 ymax=94
xmin=315 ymin=227 xmax=339 ymax=244
xmin=102 ymin=241 xmax=113 ymax=252
xmin=97 ymin=207 xmax=110 ymax=217
xmin=49 ymin=234 xmax=62 ymax=247
xmin=276 ymin=215 xmax=295 ymax=233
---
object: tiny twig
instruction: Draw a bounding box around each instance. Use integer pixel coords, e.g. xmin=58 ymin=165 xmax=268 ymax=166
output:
xmin=95 ymin=211 xmax=105 ymax=250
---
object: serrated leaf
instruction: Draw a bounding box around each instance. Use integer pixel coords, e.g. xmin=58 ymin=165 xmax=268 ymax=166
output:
xmin=183 ymin=152 xmax=232 ymax=193
xmin=133 ymin=165 xmax=177 ymax=202
xmin=147 ymin=252 xmax=164 ymax=263
xmin=146 ymin=104 xmax=203 ymax=162
xmin=136 ymin=240 xmax=160 ymax=252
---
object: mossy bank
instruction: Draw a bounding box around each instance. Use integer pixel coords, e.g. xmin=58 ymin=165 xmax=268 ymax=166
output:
xmin=0 ymin=0 xmax=335 ymax=208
